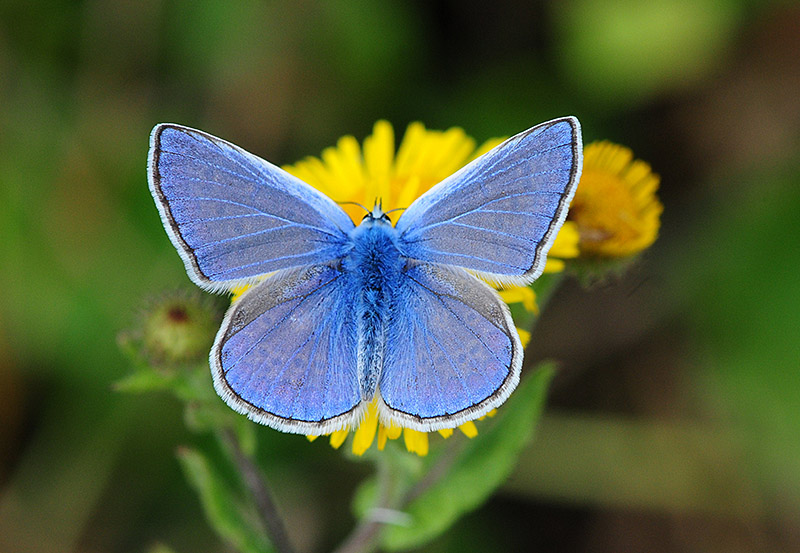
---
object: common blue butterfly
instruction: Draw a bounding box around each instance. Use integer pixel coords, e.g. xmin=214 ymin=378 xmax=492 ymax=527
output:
xmin=148 ymin=118 xmax=582 ymax=435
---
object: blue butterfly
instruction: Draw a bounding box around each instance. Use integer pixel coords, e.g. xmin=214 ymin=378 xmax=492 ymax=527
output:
xmin=148 ymin=118 xmax=582 ymax=435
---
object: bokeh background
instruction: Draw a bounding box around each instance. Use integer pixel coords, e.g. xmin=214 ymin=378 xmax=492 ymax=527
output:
xmin=1 ymin=1 xmax=799 ymax=552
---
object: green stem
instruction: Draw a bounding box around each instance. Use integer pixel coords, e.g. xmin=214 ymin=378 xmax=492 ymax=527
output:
xmin=332 ymin=455 xmax=395 ymax=553
xmin=333 ymin=433 xmax=471 ymax=553
xmin=533 ymin=272 xmax=565 ymax=315
xmin=220 ymin=429 xmax=296 ymax=553
xmin=401 ymin=432 xmax=467 ymax=506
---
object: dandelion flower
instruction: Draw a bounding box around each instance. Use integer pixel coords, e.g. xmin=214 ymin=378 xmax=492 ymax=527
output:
xmin=569 ymin=141 xmax=662 ymax=257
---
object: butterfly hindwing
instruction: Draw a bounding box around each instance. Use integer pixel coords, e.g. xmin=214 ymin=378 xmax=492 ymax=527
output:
xmin=148 ymin=124 xmax=355 ymax=291
xmin=395 ymin=117 xmax=582 ymax=285
xmin=211 ymin=265 xmax=362 ymax=434
xmin=378 ymin=263 xmax=522 ymax=431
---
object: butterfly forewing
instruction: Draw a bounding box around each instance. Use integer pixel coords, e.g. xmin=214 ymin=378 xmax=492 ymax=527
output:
xmin=395 ymin=117 xmax=582 ymax=285
xmin=211 ymin=265 xmax=362 ymax=434
xmin=148 ymin=124 xmax=354 ymax=291
xmin=378 ymin=263 xmax=521 ymax=431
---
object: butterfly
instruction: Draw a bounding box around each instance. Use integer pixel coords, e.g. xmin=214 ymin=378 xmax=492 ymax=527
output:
xmin=148 ymin=117 xmax=582 ymax=435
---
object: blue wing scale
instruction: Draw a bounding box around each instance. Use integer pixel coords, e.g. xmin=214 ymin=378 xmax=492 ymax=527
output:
xmin=395 ymin=117 xmax=582 ymax=285
xmin=378 ymin=263 xmax=522 ymax=431
xmin=148 ymin=124 xmax=354 ymax=291
xmin=211 ymin=265 xmax=362 ymax=434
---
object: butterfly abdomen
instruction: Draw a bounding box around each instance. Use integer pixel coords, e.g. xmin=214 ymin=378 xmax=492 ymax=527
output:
xmin=345 ymin=216 xmax=404 ymax=401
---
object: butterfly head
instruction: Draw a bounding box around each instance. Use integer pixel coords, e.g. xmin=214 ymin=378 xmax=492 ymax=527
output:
xmin=361 ymin=200 xmax=392 ymax=226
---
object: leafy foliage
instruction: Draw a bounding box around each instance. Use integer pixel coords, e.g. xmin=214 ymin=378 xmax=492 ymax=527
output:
xmin=177 ymin=448 xmax=274 ymax=553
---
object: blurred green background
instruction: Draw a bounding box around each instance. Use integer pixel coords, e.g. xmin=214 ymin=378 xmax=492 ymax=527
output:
xmin=1 ymin=1 xmax=799 ymax=552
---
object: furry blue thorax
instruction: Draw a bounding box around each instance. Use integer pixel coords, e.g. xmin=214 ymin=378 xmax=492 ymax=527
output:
xmin=344 ymin=209 xmax=404 ymax=400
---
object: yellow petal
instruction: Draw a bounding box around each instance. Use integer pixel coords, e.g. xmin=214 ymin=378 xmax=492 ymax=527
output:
xmin=569 ymin=141 xmax=662 ymax=258
xmin=385 ymin=421 xmax=402 ymax=440
xmin=425 ymin=127 xmax=475 ymax=182
xmin=543 ymin=258 xmax=565 ymax=273
xmin=363 ymin=120 xmax=395 ymax=204
xmin=329 ymin=429 xmax=349 ymax=449
xmin=377 ymin=425 xmax=389 ymax=450
xmin=394 ymin=122 xmax=427 ymax=176
xmin=407 ymin=129 xmax=441 ymax=178
xmin=403 ymin=428 xmax=429 ymax=456
xmin=230 ymin=285 xmax=251 ymax=303
xmin=517 ymin=328 xmax=531 ymax=348
xmin=458 ymin=421 xmax=478 ymax=438
xmin=364 ymin=121 xmax=395 ymax=176
xmin=550 ymin=221 xmax=580 ymax=259
xmin=283 ymin=156 xmax=329 ymax=190
xmin=320 ymin=144 xmax=360 ymax=198
xmin=438 ymin=428 xmax=454 ymax=439
xmin=498 ymin=286 xmax=537 ymax=313
xmin=306 ymin=435 xmax=319 ymax=442
xmin=394 ymin=175 xmax=421 ymax=211
xmin=352 ymin=405 xmax=379 ymax=456
xmin=416 ymin=432 xmax=429 ymax=456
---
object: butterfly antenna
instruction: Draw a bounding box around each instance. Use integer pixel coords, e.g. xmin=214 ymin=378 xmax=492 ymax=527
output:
xmin=384 ymin=207 xmax=407 ymax=215
xmin=336 ymin=201 xmax=369 ymax=214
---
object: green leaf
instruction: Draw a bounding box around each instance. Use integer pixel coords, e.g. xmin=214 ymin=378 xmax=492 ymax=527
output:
xmin=352 ymin=474 xmax=379 ymax=518
xmin=114 ymin=360 xmax=216 ymax=404
xmin=147 ymin=544 xmax=179 ymax=553
xmin=177 ymin=447 xmax=273 ymax=553
xmin=382 ymin=363 xmax=555 ymax=551
xmin=233 ymin=415 xmax=258 ymax=458
xmin=113 ymin=367 xmax=178 ymax=394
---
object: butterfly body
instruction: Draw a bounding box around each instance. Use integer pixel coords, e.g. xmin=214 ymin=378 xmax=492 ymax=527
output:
xmin=148 ymin=118 xmax=583 ymax=435
xmin=344 ymin=209 xmax=404 ymax=400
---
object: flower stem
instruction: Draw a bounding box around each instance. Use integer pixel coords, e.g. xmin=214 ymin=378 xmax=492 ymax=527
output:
xmin=332 ymin=452 xmax=396 ymax=553
xmin=401 ymin=430 xmax=467 ymax=506
xmin=533 ymin=273 xmax=565 ymax=316
xmin=331 ymin=514 xmax=385 ymax=553
xmin=332 ymin=433 xmax=470 ymax=553
xmin=220 ymin=428 xmax=296 ymax=553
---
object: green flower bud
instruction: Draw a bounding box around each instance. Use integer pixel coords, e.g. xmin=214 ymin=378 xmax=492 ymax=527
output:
xmin=137 ymin=290 xmax=221 ymax=367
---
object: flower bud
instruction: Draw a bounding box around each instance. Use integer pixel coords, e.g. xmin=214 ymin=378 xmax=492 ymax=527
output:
xmin=138 ymin=290 xmax=221 ymax=367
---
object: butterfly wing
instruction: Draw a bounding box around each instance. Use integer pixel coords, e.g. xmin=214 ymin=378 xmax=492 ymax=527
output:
xmin=148 ymin=124 xmax=355 ymax=292
xmin=211 ymin=265 xmax=362 ymax=434
xmin=395 ymin=117 xmax=582 ymax=285
xmin=378 ymin=262 xmax=521 ymax=431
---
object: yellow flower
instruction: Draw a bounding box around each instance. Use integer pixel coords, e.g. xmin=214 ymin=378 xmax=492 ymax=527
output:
xmin=569 ymin=141 xmax=662 ymax=258
xmin=235 ymin=121 xmax=574 ymax=455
